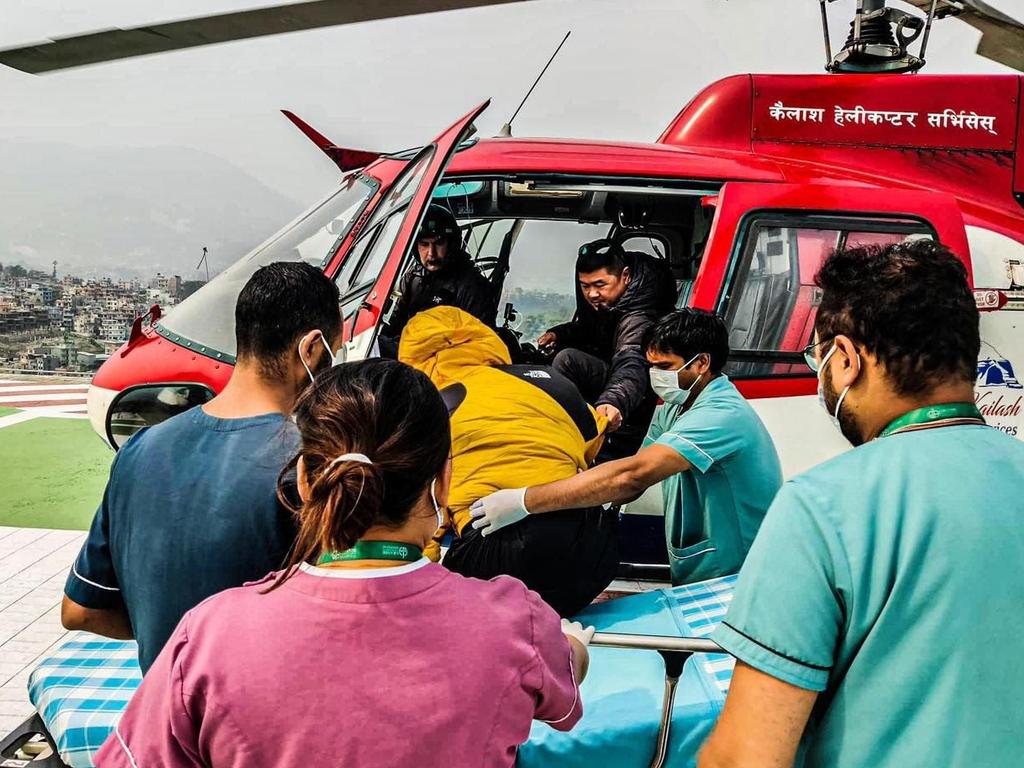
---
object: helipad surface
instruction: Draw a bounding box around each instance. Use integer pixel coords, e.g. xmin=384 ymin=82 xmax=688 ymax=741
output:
xmin=0 ymin=378 xmax=110 ymax=531
xmin=0 ymin=377 xmax=106 ymax=735
xmin=0 ymin=527 xmax=85 ymax=736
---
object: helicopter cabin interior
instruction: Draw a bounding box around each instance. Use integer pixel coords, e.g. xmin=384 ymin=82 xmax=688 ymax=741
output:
xmin=411 ymin=176 xmax=714 ymax=345
xmin=355 ymin=174 xmax=935 ymax=380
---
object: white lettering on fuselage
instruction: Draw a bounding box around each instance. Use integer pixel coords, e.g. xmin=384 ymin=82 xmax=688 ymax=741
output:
xmin=927 ymin=109 xmax=998 ymax=135
xmin=766 ymin=101 xmax=999 ymax=136
xmin=768 ymin=101 xmax=825 ymax=123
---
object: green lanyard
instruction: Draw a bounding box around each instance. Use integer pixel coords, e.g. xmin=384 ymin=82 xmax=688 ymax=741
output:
xmin=316 ymin=540 xmax=423 ymax=565
xmin=879 ymin=402 xmax=985 ymax=438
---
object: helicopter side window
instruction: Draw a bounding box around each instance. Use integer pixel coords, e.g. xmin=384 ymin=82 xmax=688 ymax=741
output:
xmin=334 ymin=149 xmax=436 ymax=320
xmin=337 ymin=214 xmax=405 ymax=316
xmin=720 ymin=216 xmax=934 ymax=379
xmin=464 ymin=218 xmax=519 ymax=277
xmin=495 ymin=220 xmax=606 ymax=343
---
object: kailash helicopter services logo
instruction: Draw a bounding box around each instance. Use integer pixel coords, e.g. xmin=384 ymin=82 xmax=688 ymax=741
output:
xmin=976 ymin=343 xmax=1022 ymax=437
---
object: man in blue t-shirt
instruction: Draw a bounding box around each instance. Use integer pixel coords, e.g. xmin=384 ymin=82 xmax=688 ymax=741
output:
xmin=62 ymin=262 xmax=343 ymax=672
xmin=700 ymin=240 xmax=1024 ymax=767
xmin=469 ymin=309 xmax=782 ymax=585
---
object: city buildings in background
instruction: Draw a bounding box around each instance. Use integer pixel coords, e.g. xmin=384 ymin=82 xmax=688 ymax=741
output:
xmin=0 ymin=263 xmax=206 ymax=373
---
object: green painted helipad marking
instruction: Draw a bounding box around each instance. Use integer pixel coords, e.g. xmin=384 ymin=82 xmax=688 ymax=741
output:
xmin=0 ymin=417 xmax=112 ymax=530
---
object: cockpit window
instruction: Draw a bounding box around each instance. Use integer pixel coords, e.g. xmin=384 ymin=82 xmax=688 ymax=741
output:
xmin=333 ymin=148 xmax=436 ymax=318
xmin=157 ymin=174 xmax=377 ymax=360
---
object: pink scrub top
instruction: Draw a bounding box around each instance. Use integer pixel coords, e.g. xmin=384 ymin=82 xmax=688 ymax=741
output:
xmin=95 ymin=559 xmax=582 ymax=768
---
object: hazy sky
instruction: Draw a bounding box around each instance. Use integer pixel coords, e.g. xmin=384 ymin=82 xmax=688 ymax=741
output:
xmin=3 ymin=0 xmax=1022 ymax=208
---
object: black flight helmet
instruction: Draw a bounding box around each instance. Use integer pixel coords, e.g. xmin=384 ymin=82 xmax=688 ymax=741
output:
xmin=419 ymin=205 xmax=460 ymax=251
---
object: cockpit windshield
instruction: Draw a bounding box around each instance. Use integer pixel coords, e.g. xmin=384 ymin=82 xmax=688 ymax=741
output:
xmin=157 ymin=174 xmax=377 ymax=360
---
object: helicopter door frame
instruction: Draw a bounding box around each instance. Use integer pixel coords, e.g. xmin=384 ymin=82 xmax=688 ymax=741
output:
xmin=333 ymin=101 xmax=490 ymax=359
xmin=691 ymin=182 xmax=970 ymax=387
xmin=687 ymin=182 xmax=971 ymax=477
xmin=692 ymin=182 xmax=970 ymax=305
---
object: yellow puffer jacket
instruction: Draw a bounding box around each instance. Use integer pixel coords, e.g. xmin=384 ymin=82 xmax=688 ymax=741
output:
xmin=399 ymin=306 xmax=606 ymax=559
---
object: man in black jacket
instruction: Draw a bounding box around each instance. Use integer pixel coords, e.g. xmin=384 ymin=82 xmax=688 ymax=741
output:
xmin=383 ymin=205 xmax=493 ymax=341
xmin=538 ymin=239 xmax=676 ymax=459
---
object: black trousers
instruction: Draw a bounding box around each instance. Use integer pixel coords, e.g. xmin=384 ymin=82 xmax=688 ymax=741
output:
xmin=443 ymin=507 xmax=620 ymax=618
xmin=552 ymin=348 xmax=653 ymax=461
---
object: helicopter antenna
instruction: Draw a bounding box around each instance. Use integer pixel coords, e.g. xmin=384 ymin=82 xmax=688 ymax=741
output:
xmin=196 ymin=246 xmax=210 ymax=283
xmin=917 ymin=0 xmax=940 ymax=61
xmin=497 ymin=30 xmax=571 ymax=138
xmin=818 ymin=0 xmax=833 ymax=66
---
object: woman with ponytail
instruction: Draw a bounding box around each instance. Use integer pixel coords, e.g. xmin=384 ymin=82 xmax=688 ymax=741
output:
xmin=96 ymin=359 xmax=593 ymax=768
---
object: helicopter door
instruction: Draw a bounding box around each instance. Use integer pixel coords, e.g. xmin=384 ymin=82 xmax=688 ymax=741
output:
xmin=690 ymin=182 xmax=970 ymax=477
xmin=328 ymin=100 xmax=490 ymax=360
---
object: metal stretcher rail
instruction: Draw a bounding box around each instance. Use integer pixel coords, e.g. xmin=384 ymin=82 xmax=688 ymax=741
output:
xmin=587 ymin=633 xmax=728 ymax=768
xmin=590 ymin=633 xmax=722 ymax=653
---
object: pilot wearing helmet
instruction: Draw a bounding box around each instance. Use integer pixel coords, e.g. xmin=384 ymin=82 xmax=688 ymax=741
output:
xmin=381 ymin=205 xmax=494 ymax=345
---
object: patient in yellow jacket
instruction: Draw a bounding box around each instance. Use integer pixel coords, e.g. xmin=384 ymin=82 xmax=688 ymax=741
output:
xmin=400 ymin=306 xmax=619 ymax=616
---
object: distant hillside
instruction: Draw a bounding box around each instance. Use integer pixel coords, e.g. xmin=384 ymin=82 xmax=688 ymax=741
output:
xmin=0 ymin=142 xmax=307 ymax=280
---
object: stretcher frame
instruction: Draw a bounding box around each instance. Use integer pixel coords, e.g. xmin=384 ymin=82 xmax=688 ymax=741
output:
xmin=0 ymin=712 xmax=68 ymax=767
xmin=589 ymin=633 xmax=726 ymax=768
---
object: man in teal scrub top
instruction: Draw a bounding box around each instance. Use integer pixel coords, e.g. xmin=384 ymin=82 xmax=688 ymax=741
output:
xmin=469 ymin=309 xmax=783 ymax=584
xmin=700 ymin=240 xmax=1024 ymax=768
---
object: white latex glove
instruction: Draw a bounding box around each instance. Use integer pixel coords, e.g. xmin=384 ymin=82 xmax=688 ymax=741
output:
xmin=469 ymin=488 xmax=529 ymax=537
xmin=560 ymin=619 xmax=596 ymax=647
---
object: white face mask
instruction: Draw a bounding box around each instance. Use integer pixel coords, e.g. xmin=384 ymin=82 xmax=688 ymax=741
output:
xmin=649 ymin=353 xmax=702 ymax=406
xmin=817 ymin=343 xmax=858 ymax=431
xmin=299 ymin=333 xmax=343 ymax=384
xmin=429 ymin=478 xmax=445 ymax=531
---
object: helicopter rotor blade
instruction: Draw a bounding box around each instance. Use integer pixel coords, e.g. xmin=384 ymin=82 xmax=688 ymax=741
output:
xmin=0 ymin=0 xmax=531 ymax=75
xmin=958 ymin=0 xmax=1024 ymax=73
xmin=904 ymin=0 xmax=1024 ymax=72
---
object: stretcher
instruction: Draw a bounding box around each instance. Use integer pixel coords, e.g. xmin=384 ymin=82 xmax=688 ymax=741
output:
xmin=519 ymin=575 xmax=735 ymax=768
xmin=0 ymin=639 xmax=140 ymax=768
xmin=1 ymin=576 xmax=735 ymax=768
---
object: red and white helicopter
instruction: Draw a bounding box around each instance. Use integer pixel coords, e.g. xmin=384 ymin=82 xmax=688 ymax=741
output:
xmin=3 ymin=3 xmax=1024 ymax=761
xmin=3 ymin=0 xmax=1023 ymax=539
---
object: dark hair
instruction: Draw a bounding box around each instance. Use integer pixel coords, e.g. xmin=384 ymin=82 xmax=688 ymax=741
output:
xmin=235 ymin=262 xmax=341 ymax=378
xmin=577 ymin=239 xmax=627 ymax=276
xmin=814 ymin=239 xmax=979 ymax=396
xmin=269 ymin=359 xmax=450 ymax=589
xmin=643 ymin=309 xmax=730 ymax=373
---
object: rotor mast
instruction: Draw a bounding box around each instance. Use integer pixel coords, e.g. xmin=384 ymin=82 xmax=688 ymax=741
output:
xmin=821 ymin=0 xmax=936 ymax=74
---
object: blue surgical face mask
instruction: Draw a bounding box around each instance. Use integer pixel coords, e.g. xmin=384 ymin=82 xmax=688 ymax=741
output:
xmin=649 ymin=353 xmax=702 ymax=406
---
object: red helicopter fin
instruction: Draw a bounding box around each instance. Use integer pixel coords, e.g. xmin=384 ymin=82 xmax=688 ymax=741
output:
xmin=280 ymin=109 xmax=379 ymax=172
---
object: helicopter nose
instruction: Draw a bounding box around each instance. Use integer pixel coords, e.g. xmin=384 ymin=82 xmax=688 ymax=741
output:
xmin=87 ymin=383 xmax=118 ymax=448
